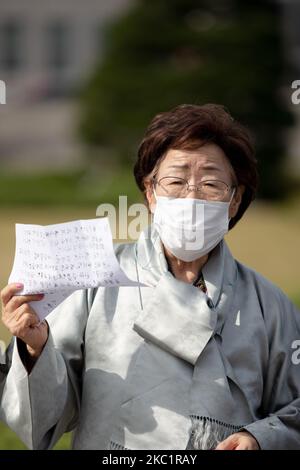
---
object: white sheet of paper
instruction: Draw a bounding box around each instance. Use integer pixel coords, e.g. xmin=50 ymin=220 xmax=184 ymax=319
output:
xmin=8 ymin=217 xmax=144 ymax=320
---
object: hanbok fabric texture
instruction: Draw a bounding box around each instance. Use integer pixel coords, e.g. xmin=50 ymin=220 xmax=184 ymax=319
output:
xmin=1 ymin=225 xmax=300 ymax=450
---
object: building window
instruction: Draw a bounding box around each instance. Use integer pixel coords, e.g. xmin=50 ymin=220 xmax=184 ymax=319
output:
xmin=46 ymin=20 xmax=70 ymax=71
xmin=0 ymin=19 xmax=23 ymax=72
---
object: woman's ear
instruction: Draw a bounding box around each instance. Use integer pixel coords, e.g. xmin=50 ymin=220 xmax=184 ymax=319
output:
xmin=144 ymin=179 xmax=156 ymax=213
xmin=229 ymin=184 xmax=245 ymax=219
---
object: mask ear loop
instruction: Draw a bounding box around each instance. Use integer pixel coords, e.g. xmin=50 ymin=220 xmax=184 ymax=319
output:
xmin=229 ymin=186 xmax=236 ymax=203
xmin=134 ymin=227 xmax=164 ymax=311
xmin=138 ymin=182 xmax=160 ymax=270
xmin=134 ymin=228 xmax=161 ymax=272
xmin=134 ymin=182 xmax=163 ymax=310
xmin=228 ymin=186 xmax=236 ymax=223
xmin=151 ymin=186 xmax=158 ymax=212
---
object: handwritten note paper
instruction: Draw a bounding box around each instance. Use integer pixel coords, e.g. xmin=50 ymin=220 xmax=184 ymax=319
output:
xmin=9 ymin=218 xmax=142 ymax=320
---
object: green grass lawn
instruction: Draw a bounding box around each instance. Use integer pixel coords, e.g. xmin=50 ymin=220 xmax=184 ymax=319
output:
xmin=0 ymin=167 xmax=140 ymax=207
xmin=0 ymin=193 xmax=299 ymax=449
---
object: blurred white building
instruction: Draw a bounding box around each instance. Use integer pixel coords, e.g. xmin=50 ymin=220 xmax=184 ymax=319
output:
xmin=0 ymin=0 xmax=299 ymax=173
xmin=0 ymin=0 xmax=131 ymax=170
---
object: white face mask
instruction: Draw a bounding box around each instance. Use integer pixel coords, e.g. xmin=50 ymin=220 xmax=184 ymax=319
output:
xmin=152 ymin=189 xmax=235 ymax=262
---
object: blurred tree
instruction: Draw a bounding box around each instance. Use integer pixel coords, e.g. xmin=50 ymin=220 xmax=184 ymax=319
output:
xmin=79 ymin=0 xmax=294 ymax=199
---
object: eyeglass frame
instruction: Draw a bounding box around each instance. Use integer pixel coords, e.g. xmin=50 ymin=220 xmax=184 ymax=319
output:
xmin=152 ymin=175 xmax=236 ymax=201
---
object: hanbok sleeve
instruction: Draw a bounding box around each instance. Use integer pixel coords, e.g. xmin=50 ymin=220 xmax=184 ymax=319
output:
xmin=0 ymin=288 xmax=92 ymax=449
xmin=242 ymin=291 xmax=300 ymax=449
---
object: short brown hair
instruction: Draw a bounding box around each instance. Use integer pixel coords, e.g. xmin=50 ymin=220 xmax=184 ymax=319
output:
xmin=134 ymin=103 xmax=258 ymax=229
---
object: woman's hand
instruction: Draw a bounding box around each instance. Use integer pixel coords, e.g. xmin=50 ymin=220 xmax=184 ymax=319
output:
xmin=1 ymin=283 xmax=49 ymax=358
xmin=215 ymin=431 xmax=260 ymax=450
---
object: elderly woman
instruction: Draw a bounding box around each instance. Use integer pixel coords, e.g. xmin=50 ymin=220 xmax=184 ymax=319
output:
xmin=1 ymin=104 xmax=300 ymax=450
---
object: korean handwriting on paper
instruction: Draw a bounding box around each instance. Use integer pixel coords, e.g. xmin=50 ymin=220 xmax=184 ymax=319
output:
xmin=9 ymin=218 xmax=143 ymax=320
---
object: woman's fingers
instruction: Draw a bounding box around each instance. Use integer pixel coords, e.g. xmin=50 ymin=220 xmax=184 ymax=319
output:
xmin=1 ymin=283 xmax=49 ymax=359
xmin=5 ymin=293 xmax=44 ymax=315
xmin=215 ymin=435 xmax=236 ymax=450
xmin=4 ymin=302 xmax=38 ymax=328
xmin=10 ymin=312 xmax=40 ymax=339
xmin=215 ymin=432 xmax=260 ymax=450
xmin=1 ymin=283 xmax=24 ymax=306
xmin=13 ymin=302 xmax=37 ymax=323
xmin=1 ymin=283 xmax=44 ymax=330
xmin=1 ymin=282 xmax=44 ymax=313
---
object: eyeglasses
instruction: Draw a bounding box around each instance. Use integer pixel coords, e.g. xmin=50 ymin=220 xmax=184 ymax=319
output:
xmin=153 ymin=176 xmax=235 ymax=201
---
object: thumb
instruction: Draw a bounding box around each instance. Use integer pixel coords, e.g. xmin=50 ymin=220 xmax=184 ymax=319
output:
xmin=215 ymin=435 xmax=238 ymax=450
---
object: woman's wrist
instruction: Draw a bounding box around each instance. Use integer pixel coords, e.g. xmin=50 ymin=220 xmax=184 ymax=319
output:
xmin=26 ymin=344 xmax=44 ymax=358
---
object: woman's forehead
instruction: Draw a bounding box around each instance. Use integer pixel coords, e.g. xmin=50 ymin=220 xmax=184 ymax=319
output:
xmin=159 ymin=146 xmax=231 ymax=173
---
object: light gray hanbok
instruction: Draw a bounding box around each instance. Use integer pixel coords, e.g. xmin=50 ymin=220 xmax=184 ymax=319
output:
xmin=1 ymin=225 xmax=300 ymax=450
